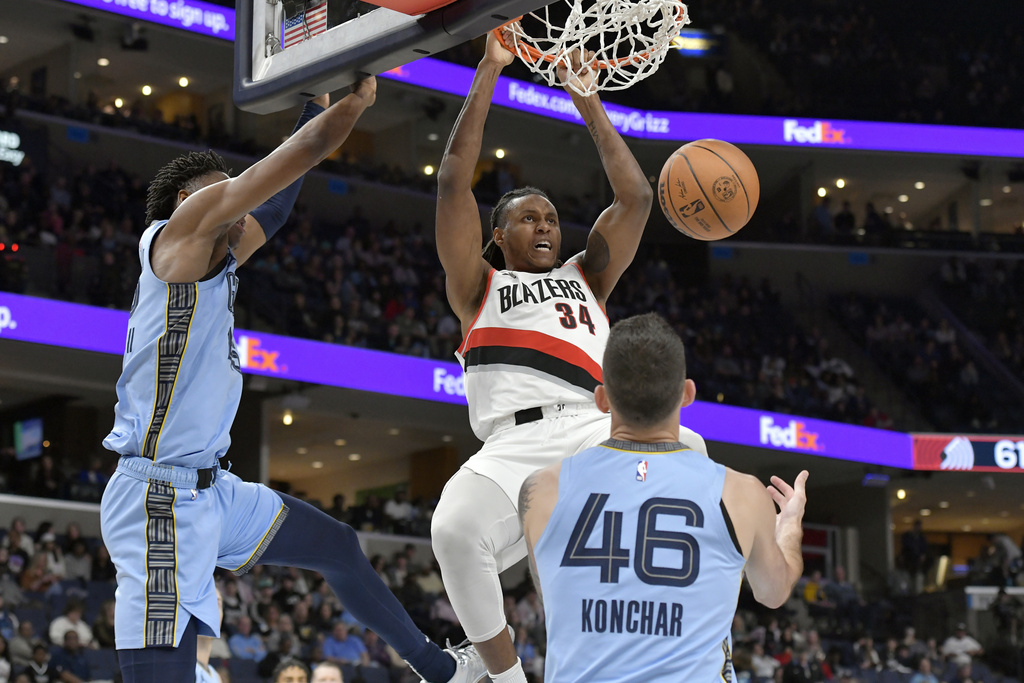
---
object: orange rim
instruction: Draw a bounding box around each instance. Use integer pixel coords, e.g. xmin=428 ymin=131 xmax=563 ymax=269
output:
xmin=491 ymin=2 xmax=688 ymax=70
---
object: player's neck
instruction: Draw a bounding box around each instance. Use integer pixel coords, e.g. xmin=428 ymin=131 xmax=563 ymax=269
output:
xmin=608 ymin=414 xmax=682 ymax=444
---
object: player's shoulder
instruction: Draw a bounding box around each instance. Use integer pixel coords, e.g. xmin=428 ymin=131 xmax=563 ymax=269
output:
xmin=524 ymin=462 xmax=561 ymax=495
xmin=723 ymin=468 xmax=771 ymax=504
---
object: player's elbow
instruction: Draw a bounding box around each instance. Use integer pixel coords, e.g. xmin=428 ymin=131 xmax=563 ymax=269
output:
xmin=436 ymin=158 xmax=471 ymax=194
xmin=619 ymin=179 xmax=654 ymax=208
xmin=749 ymin=575 xmax=795 ymax=610
xmin=752 ymin=585 xmax=790 ymax=610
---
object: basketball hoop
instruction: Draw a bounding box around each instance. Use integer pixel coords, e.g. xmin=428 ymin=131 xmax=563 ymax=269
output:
xmin=492 ymin=0 xmax=689 ymax=96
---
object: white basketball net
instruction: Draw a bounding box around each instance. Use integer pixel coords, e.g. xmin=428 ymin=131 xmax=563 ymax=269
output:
xmin=498 ymin=0 xmax=690 ymax=96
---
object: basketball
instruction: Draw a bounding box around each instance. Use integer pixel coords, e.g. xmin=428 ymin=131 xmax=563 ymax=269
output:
xmin=657 ymin=139 xmax=760 ymax=241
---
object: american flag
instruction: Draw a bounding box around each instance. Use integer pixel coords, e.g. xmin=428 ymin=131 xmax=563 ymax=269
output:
xmin=282 ymin=0 xmax=328 ymax=49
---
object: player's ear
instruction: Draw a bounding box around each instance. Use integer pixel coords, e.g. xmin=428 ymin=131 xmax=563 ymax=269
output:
xmin=680 ymin=379 xmax=696 ymax=409
xmin=493 ymin=226 xmax=504 ymax=246
xmin=594 ymin=384 xmax=610 ymax=413
xmin=176 ymin=188 xmax=190 ymax=208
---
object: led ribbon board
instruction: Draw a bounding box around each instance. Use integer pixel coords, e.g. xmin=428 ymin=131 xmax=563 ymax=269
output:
xmin=2 ymin=291 xmax=915 ymax=466
xmin=381 ymin=59 xmax=1024 ymax=157
xmin=58 ymin=0 xmax=234 ymax=39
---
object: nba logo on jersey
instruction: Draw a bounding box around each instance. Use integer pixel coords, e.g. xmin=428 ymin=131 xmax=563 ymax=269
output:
xmin=636 ymin=460 xmax=648 ymax=482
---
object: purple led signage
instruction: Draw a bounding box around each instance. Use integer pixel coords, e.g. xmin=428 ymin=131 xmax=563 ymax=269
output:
xmin=59 ymin=0 xmax=234 ymax=40
xmin=1 ymin=292 xmax=915 ymax=466
xmin=0 ymin=292 xmax=466 ymax=405
xmin=382 ymin=59 xmax=1024 ymax=158
xmin=681 ymin=401 xmax=914 ymax=469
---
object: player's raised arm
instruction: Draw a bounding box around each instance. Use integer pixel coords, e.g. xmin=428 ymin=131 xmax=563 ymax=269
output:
xmin=723 ymin=469 xmax=808 ymax=609
xmin=561 ymin=54 xmax=653 ymax=306
xmin=436 ymin=32 xmax=514 ymax=324
xmin=153 ymin=81 xmax=375 ymax=282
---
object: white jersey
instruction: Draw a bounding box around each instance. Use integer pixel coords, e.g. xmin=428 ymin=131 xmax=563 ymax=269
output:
xmin=456 ymin=263 xmax=609 ymax=440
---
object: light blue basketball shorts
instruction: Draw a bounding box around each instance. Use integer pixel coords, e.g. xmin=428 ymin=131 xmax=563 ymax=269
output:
xmin=100 ymin=458 xmax=288 ymax=650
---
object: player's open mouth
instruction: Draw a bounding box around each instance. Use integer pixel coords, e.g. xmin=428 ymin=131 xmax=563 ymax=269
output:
xmin=534 ymin=241 xmax=552 ymax=251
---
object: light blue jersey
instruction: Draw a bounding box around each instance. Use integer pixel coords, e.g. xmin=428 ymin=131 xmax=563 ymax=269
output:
xmin=103 ymin=221 xmax=242 ymax=468
xmin=534 ymin=439 xmax=746 ymax=683
xmin=99 ymin=221 xmax=287 ymax=650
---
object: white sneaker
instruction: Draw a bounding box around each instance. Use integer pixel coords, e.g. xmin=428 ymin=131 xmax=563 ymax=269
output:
xmin=443 ymin=640 xmax=489 ymax=683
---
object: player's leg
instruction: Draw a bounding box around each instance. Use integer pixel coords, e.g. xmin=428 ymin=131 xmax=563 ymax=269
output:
xmin=102 ymin=469 xmax=220 ymax=683
xmin=117 ymin=615 xmax=199 ymax=682
xmin=432 ymin=469 xmax=527 ymax=683
xmin=214 ymin=472 xmax=474 ymax=683
xmin=259 ymin=493 xmax=461 ymax=681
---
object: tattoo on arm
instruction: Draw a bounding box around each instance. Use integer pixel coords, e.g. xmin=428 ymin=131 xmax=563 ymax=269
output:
xmin=587 ymin=121 xmax=603 ymax=157
xmin=584 ymin=230 xmax=611 ymax=274
xmin=519 ymin=473 xmax=538 ymax=523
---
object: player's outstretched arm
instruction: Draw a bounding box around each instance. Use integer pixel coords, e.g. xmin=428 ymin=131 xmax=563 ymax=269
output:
xmin=519 ymin=464 xmax=561 ymax=600
xmin=155 ymin=81 xmax=375 ymax=283
xmin=723 ymin=469 xmax=808 ymax=609
xmin=436 ymin=32 xmax=513 ymax=324
xmin=561 ymin=54 xmax=653 ymax=305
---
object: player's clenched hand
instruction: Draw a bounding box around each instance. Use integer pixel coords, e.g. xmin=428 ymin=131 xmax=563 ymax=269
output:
xmin=557 ymin=47 xmax=597 ymax=95
xmin=350 ymin=75 xmax=377 ymax=106
xmin=485 ymin=27 xmax=516 ymax=67
xmin=767 ymin=470 xmax=809 ymax=527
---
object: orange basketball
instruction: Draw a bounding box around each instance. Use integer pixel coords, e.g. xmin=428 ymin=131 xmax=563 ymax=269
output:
xmin=657 ymin=139 xmax=760 ymax=241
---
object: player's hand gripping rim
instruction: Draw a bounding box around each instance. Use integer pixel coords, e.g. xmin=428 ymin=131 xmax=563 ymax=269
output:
xmin=350 ymin=74 xmax=377 ymax=106
xmin=556 ymin=47 xmax=598 ymax=95
xmin=767 ymin=470 xmax=809 ymax=524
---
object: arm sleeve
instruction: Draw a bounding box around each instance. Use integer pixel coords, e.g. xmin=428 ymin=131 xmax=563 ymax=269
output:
xmin=248 ymin=100 xmax=326 ymax=240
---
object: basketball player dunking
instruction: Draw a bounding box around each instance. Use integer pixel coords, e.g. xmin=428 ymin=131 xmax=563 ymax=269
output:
xmin=520 ymin=313 xmax=808 ymax=682
xmin=431 ymin=33 xmax=708 ymax=683
xmin=100 ymin=80 xmax=485 ymax=683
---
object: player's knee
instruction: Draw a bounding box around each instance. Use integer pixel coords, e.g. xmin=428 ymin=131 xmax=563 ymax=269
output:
xmin=331 ymin=519 xmax=359 ymax=550
xmin=431 ymin=511 xmax=478 ymax=567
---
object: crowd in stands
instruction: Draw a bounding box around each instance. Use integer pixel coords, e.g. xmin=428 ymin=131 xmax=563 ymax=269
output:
xmin=0 ymin=148 xmax=892 ymax=431
xmin=830 ymin=292 xmax=1015 ymax=433
xmin=1 ymin=490 xmax=1022 ymax=682
xmin=933 ymin=258 xmax=1024 ymax=386
xmin=611 ymin=268 xmax=885 ymax=427
xmin=702 ymin=0 xmax=1024 ymax=129
xmin=0 ymin=518 xmax=118 ymax=682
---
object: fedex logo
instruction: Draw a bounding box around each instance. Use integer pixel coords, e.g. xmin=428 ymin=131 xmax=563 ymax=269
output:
xmin=237 ymin=335 xmax=284 ymax=373
xmin=759 ymin=416 xmax=822 ymax=451
xmin=433 ymin=367 xmax=466 ymax=397
xmin=783 ymin=119 xmax=849 ymax=145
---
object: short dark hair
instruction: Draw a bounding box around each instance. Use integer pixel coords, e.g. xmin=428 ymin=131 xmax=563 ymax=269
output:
xmin=272 ymin=658 xmax=310 ymax=682
xmin=483 ymin=186 xmax=551 ymax=270
xmin=145 ymin=150 xmax=229 ymax=225
xmin=602 ymin=313 xmax=687 ymax=427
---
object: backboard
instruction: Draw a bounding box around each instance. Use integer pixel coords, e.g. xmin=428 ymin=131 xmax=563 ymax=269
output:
xmin=234 ymin=0 xmax=551 ymax=114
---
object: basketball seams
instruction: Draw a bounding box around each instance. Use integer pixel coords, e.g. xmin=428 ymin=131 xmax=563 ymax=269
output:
xmin=689 ymin=142 xmax=753 ymax=224
xmin=680 ymin=150 xmax=734 ymax=235
xmin=661 ymin=154 xmax=705 ymax=240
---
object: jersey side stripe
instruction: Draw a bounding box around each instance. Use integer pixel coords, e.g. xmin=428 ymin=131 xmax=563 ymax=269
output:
xmin=141 ymin=283 xmax=198 ymax=460
xmin=460 ymin=327 xmax=603 ymax=382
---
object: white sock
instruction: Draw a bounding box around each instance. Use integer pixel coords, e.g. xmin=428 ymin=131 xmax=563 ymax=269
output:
xmin=491 ymin=659 xmax=527 ymax=683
